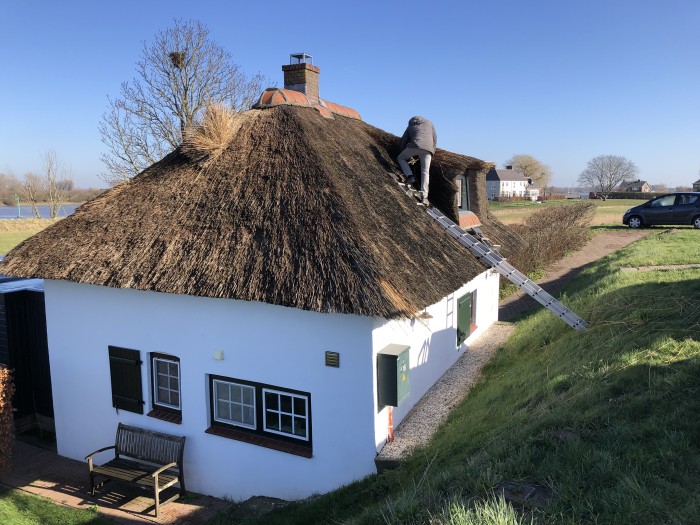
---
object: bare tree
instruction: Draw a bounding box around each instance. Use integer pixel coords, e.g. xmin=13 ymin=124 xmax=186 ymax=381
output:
xmin=42 ymin=150 xmax=70 ymax=218
xmin=651 ymin=183 xmax=668 ymax=192
xmin=21 ymin=173 xmax=43 ymax=218
xmin=577 ymin=155 xmax=639 ymax=199
xmin=0 ymin=170 xmax=21 ymax=205
xmin=99 ymin=19 xmax=268 ymax=186
xmin=505 ymin=154 xmax=553 ymax=194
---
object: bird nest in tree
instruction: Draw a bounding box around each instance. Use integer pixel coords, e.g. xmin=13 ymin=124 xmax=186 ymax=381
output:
xmin=169 ymin=51 xmax=185 ymax=69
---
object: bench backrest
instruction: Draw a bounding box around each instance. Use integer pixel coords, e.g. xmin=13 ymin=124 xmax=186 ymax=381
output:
xmin=115 ymin=423 xmax=185 ymax=467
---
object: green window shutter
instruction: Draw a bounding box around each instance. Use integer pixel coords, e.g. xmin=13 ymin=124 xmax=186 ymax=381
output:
xmin=457 ymin=293 xmax=473 ymax=346
xmin=108 ymin=346 xmax=144 ymax=414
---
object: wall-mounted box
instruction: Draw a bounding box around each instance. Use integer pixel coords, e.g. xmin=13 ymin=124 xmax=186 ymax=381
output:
xmin=377 ymin=344 xmax=410 ymax=407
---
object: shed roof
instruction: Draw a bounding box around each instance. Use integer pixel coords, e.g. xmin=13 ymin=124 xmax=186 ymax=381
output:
xmin=0 ymin=105 xmax=522 ymax=318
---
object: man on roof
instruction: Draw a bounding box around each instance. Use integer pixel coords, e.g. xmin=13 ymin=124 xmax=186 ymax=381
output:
xmin=397 ymin=116 xmax=437 ymax=205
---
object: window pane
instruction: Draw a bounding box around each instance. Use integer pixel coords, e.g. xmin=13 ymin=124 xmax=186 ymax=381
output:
xmin=231 ymin=385 xmax=242 ymax=403
xmin=265 ymin=392 xmax=278 ymax=410
xmin=242 ymin=406 xmax=254 ymax=425
xmin=294 ymin=397 xmax=306 ymax=416
xmin=231 ymin=404 xmax=242 ymax=423
xmin=157 ymin=373 xmax=169 ymax=387
xmin=266 ymin=411 xmax=279 ymax=430
xmin=242 ymin=387 xmax=253 ymax=405
xmin=217 ymin=400 xmax=230 ymax=421
xmin=170 ymin=392 xmax=179 ymax=407
xmin=294 ymin=417 xmax=306 ymax=437
xmin=215 ymin=382 xmax=229 ymax=401
xmin=169 ymin=377 xmax=178 ymax=390
xmin=280 ymin=414 xmax=293 ymax=433
xmin=280 ymin=395 xmax=292 ymax=413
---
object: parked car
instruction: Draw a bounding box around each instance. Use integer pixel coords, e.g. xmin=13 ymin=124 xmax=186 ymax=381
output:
xmin=622 ymin=192 xmax=700 ymax=229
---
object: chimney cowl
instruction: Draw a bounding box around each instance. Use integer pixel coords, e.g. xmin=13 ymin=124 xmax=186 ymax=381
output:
xmin=282 ymin=53 xmax=320 ymax=105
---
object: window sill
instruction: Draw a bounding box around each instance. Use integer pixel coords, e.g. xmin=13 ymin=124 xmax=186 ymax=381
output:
xmin=205 ymin=426 xmax=312 ymax=458
xmin=147 ymin=409 xmax=182 ymax=425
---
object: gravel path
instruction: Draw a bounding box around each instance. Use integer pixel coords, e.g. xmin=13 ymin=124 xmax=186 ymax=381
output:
xmin=376 ymin=322 xmax=516 ymax=463
xmin=377 ymin=228 xmax=651 ymax=464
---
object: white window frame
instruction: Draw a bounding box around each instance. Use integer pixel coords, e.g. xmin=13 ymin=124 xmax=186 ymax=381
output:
xmin=262 ymin=388 xmax=310 ymax=441
xmin=152 ymin=356 xmax=181 ymax=410
xmin=212 ymin=379 xmax=256 ymax=430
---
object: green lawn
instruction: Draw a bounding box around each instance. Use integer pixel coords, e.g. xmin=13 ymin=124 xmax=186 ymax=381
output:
xmin=0 ymin=485 xmax=109 ymax=525
xmin=0 ymin=232 xmax=42 ymax=255
xmin=217 ymin=228 xmax=700 ymax=524
xmin=490 ymin=198 xmax=648 ymax=226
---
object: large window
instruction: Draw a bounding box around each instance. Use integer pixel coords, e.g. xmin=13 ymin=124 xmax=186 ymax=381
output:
xmin=207 ymin=375 xmax=312 ymax=457
xmin=457 ymin=291 xmax=477 ymax=346
xmin=149 ymin=353 xmax=181 ymax=423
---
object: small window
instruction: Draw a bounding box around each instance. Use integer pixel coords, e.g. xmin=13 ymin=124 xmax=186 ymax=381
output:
xmin=676 ymin=194 xmax=698 ymax=206
xmin=456 ymin=175 xmax=470 ymax=211
xmin=651 ymin=195 xmax=675 ymax=207
xmin=263 ymin=388 xmax=309 ymax=441
xmin=149 ymin=353 xmax=181 ymax=423
xmin=213 ymin=379 xmax=256 ymax=429
xmin=457 ymin=291 xmax=477 ymax=346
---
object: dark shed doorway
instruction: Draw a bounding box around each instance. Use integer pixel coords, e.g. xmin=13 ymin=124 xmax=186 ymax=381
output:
xmin=0 ymin=278 xmax=54 ymax=435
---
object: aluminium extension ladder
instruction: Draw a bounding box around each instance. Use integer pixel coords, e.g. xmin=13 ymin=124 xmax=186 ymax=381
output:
xmin=425 ymin=207 xmax=588 ymax=331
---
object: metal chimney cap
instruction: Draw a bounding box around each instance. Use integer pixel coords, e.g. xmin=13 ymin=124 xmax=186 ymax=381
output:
xmin=290 ymin=53 xmax=313 ymax=65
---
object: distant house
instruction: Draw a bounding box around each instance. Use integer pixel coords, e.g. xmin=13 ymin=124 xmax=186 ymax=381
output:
xmin=485 ymin=166 xmax=534 ymax=200
xmin=0 ymin=55 xmax=525 ymax=502
xmin=693 ymin=179 xmax=700 ymax=192
xmin=618 ymin=179 xmax=651 ymax=192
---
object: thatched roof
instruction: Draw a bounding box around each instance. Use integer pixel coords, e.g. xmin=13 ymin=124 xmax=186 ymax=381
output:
xmin=0 ymin=105 xmax=523 ymax=318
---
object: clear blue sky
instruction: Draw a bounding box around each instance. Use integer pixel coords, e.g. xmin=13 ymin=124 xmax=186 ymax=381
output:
xmin=2 ymin=0 xmax=698 ymax=189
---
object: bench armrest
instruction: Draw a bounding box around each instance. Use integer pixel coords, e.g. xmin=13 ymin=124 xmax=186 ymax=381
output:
xmin=85 ymin=446 xmax=116 ymax=461
xmin=151 ymin=461 xmax=178 ymax=477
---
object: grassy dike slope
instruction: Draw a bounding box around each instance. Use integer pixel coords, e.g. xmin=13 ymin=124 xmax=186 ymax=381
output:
xmin=231 ymin=229 xmax=700 ymax=525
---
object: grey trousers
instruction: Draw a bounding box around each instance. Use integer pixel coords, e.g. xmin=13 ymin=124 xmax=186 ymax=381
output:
xmin=397 ymin=147 xmax=432 ymax=199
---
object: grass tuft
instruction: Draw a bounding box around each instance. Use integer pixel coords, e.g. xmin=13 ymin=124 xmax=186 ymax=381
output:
xmin=181 ymin=103 xmax=236 ymax=168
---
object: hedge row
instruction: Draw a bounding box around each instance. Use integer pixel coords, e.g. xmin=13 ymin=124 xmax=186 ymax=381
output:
xmin=0 ymin=365 xmax=14 ymax=475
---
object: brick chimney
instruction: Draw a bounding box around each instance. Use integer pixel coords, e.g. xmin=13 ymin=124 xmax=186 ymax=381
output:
xmin=282 ymin=53 xmax=320 ymax=105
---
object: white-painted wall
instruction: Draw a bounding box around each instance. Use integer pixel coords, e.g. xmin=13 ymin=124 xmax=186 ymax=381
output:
xmin=42 ymin=269 xmax=500 ymax=501
xmin=43 ymin=280 xmax=376 ymax=501
xmin=371 ymin=269 xmax=500 ymax=450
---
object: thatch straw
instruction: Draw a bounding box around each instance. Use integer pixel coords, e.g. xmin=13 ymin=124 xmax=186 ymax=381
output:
xmin=0 ymin=105 xmax=524 ymax=318
xmin=182 ymin=103 xmax=238 ymax=169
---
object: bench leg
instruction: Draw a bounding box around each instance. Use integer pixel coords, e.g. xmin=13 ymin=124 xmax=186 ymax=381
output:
xmin=154 ymin=487 xmax=160 ymax=518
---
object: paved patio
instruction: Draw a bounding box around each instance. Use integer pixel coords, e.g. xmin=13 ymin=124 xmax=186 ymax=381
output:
xmin=0 ymin=439 xmax=232 ymax=524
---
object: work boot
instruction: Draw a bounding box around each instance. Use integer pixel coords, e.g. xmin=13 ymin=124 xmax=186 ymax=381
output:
xmin=419 ymin=194 xmax=430 ymax=206
xmin=405 ymin=176 xmax=416 ymax=187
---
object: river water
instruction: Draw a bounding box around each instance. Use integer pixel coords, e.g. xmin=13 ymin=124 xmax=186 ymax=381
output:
xmin=0 ymin=204 xmax=78 ymax=219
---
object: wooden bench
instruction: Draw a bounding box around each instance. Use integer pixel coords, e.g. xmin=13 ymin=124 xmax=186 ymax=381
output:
xmin=85 ymin=423 xmax=186 ymax=517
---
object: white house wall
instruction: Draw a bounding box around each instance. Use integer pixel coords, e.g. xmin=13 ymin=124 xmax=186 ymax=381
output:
xmin=43 ymin=280 xmax=377 ymax=501
xmin=371 ymin=269 xmax=500 ymax=450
